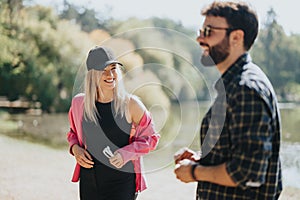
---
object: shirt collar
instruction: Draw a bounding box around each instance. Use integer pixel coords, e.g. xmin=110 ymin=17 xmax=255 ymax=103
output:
xmin=215 ymin=53 xmax=251 ymax=92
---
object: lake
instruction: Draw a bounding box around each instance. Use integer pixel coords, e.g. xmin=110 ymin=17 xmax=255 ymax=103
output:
xmin=0 ymin=102 xmax=299 ymax=189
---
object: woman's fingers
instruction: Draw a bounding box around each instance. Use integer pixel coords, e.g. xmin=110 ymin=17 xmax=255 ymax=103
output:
xmin=83 ymin=151 xmax=94 ymax=164
xmin=109 ymin=153 xmax=124 ymax=168
xmin=79 ymin=156 xmax=94 ymax=168
xmin=74 ymin=146 xmax=94 ymax=168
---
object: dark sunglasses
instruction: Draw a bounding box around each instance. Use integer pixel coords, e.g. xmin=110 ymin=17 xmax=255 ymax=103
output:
xmin=197 ymin=25 xmax=235 ymax=38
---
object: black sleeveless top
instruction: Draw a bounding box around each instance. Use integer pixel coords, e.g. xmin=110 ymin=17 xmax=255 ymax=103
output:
xmin=96 ymin=101 xmax=132 ymax=151
xmin=95 ymin=101 xmax=134 ymax=172
xmin=80 ymin=101 xmax=136 ymax=199
xmin=82 ymin=101 xmax=135 ymax=179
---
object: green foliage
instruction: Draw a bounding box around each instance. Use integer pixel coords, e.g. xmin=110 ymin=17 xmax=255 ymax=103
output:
xmin=107 ymin=17 xmax=208 ymax=101
xmin=252 ymin=8 xmax=300 ymax=101
xmin=59 ymin=0 xmax=113 ymax=32
xmin=0 ymin=2 xmax=92 ymax=112
xmin=1 ymin=2 xmax=300 ymax=114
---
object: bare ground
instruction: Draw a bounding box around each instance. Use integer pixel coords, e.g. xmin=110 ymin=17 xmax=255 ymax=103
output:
xmin=0 ymin=135 xmax=298 ymax=200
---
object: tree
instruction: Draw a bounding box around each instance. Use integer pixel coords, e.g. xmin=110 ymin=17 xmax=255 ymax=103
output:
xmin=0 ymin=2 xmax=93 ymax=112
xmin=252 ymin=8 xmax=300 ymax=101
xmin=59 ymin=0 xmax=112 ymax=32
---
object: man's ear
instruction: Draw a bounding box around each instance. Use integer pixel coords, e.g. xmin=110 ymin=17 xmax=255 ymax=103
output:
xmin=230 ymin=29 xmax=244 ymax=48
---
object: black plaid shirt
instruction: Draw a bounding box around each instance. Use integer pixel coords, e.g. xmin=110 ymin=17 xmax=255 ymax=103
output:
xmin=197 ymin=53 xmax=282 ymax=200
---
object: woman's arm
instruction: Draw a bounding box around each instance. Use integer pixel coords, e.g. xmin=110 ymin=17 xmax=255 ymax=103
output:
xmin=66 ymin=96 xmax=94 ymax=168
xmin=115 ymin=96 xmax=160 ymax=164
xmin=66 ymin=106 xmax=80 ymax=155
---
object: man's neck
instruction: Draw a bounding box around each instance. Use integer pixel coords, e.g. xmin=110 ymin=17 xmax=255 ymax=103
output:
xmin=217 ymin=50 xmax=246 ymax=74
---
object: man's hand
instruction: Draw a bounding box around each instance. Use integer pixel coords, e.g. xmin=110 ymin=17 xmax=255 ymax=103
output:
xmin=72 ymin=144 xmax=94 ymax=168
xmin=174 ymin=159 xmax=198 ymax=183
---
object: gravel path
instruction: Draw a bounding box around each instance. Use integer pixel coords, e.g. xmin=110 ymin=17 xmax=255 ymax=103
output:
xmin=0 ymin=135 xmax=195 ymax=200
xmin=0 ymin=135 xmax=298 ymax=199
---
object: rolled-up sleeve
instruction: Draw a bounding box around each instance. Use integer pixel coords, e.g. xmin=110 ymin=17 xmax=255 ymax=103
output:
xmin=66 ymin=101 xmax=80 ymax=155
xmin=226 ymin=86 xmax=273 ymax=189
xmin=117 ymin=111 xmax=160 ymax=164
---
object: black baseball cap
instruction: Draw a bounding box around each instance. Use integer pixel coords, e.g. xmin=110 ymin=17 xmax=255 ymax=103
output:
xmin=86 ymin=46 xmax=123 ymax=71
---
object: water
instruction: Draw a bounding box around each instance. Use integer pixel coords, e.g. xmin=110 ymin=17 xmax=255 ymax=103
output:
xmin=281 ymin=142 xmax=300 ymax=188
xmin=279 ymin=105 xmax=300 ymax=188
xmin=1 ymin=102 xmax=300 ymax=188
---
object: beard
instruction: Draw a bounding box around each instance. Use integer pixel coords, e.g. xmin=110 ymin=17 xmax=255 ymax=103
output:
xmin=200 ymin=36 xmax=230 ymax=67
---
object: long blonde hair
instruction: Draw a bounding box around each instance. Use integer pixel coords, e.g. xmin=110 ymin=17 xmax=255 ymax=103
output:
xmin=83 ymin=65 xmax=130 ymax=124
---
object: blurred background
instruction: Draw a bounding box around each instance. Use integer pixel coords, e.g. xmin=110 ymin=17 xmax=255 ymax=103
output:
xmin=0 ymin=0 xmax=300 ymax=199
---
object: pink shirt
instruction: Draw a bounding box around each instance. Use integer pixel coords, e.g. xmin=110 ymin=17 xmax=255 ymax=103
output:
xmin=66 ymin=93 xmax=160 ymax=192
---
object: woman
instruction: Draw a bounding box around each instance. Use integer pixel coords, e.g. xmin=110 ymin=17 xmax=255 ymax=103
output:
xmin=67 ymin=46 xmax=160 ymax=200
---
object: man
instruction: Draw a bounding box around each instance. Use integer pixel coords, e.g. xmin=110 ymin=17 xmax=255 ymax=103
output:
xmin=174 ymin=1 xmax=282 ymax=199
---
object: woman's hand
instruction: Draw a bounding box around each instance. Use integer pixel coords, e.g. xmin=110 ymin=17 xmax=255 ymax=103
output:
xmin=72 ymin=144 xmax=94 ymax=168
xmin=109 ymin=152 xmax=124 ymax=168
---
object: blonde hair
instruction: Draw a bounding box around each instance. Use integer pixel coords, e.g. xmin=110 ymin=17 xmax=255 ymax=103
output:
xmin=83 ymin=65 xmax=130 ymax=124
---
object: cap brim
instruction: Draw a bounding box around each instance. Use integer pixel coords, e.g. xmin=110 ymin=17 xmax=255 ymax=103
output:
xmin=104 ymin=60 xmax=123 ymax=67
xmin=87 ymin=60 xmax=123 ymax=71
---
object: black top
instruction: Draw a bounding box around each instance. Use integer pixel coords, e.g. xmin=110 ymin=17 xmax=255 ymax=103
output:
xmin=96 ymin=101 xmax=132 ymax=150
xmin=82 ymin=101 xmax=135 ymax=179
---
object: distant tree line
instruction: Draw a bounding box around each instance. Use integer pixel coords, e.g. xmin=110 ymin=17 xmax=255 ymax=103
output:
xmin=1 ymin=0 xmax=300 ymax=112
xmin=252 ymin=8 xmax=300 ymax=101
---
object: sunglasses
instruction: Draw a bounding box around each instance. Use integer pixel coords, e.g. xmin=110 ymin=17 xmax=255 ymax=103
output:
xmin=197 ymin=25 xmax=235 ymax=38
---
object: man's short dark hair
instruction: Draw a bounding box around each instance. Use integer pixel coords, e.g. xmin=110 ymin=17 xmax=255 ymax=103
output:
xmin=201 ymin=1 xmax=258 ymax=50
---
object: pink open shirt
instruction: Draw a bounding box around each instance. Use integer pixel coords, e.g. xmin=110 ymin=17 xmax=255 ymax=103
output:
xmin=66 ymin=93 xmax=160 ymax=192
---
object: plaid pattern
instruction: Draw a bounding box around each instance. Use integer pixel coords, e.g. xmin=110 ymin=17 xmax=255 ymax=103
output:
xmin=197 ymin=54 xmax=282 ymax=200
